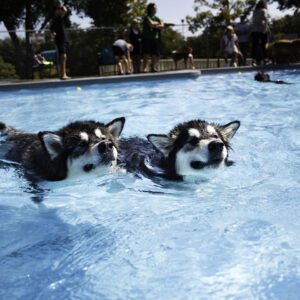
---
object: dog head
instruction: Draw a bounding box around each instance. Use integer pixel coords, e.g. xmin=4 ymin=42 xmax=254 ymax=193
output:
xmin=38 ymin=117 xmax=125 ymax=177
xmin=147 ymin=120 xmax=240 ymax=177
xmin=254 ymin=71 xmax=270 ymax=82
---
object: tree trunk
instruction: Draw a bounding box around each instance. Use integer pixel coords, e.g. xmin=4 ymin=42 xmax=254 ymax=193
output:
xmin=25 ymin=1 xmax=34 ymax=79
xmin=2 ymin=19 xmax=25 ymax=78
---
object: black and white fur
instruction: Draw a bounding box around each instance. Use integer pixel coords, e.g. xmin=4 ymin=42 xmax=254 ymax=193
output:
xmin=0 ymin=117 xmax=125 ymax=181
xmin=119 ymin=119 xmax=240 ymax=180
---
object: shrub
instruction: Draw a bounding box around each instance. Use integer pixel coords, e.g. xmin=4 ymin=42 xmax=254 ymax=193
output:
xmin=0 ymin=56 xmax=18 ymax=79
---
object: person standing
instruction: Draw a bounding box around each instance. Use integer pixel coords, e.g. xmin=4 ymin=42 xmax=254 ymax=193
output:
xmin=251 ymin=0 xmax=270 ymax=66
xmin=142 ymin=3 xmax=165 ymax=73
xmin=235 ymin=15 xmax=250 ymax=65
xmin=50 ymin=4 xmax=70 ymax=79
xmin=129 ymin=19 xmax=142 ymax=73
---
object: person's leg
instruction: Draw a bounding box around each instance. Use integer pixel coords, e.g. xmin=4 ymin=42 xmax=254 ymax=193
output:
xmin=251 ymin=32 xmax=259 ymax=65
xmin=132 ymin=55 xmax=141 ymax=73
xmin=56 ymin=40 xmax=69 ymax=79
xmin=151 ymin=39 xmax=160 ymax=72
xmin=60 ymin=53 xmax=68 ymax=79
xmin=261 ymin=33 xmax=268 ymax=63
xmin=188 ymin=53 xmax=195 ymax=69
xmin=116 ymin=57 xmax=124 ymax=75
xmin=230 ymin=52 xmax=238 ymax=66
xmin=224 ymin=52 xmax=229 ymax=66
xmin=151 ymin=55 xmax=159 ymax=72
xmin=142 ymin=54 xmax=149 ymax=72
xmin=123 ymin=57 xmax=131 ymax=74
xmin=239 ymin=42 xmax=248 ymax=65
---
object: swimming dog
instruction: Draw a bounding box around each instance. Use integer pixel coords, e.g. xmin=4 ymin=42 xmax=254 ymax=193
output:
xmin=119 ymin=119 xmax=240 ymax=180
xmin=0 ymin=117 xmax=125 ymax=181
xmin=254 ymin=71 xmax=291 ymax=84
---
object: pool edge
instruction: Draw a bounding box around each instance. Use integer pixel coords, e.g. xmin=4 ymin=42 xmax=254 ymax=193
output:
xmin=0 ymin=70 xmax=200 ymax=92
xmin=0 ymin=64 xmax=300 ymax=91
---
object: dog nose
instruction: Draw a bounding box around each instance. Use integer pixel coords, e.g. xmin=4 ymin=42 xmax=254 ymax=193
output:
xmin=98 ymin=141 xmax=114 ymax=153
xmin=208 ymin=141 xmax=224 ymax=154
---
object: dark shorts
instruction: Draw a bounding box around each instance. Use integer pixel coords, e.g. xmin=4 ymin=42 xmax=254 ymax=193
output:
xmin=142 ymin=38 xmax=160 ymax=56
xmin=55 ymin=38 xmax=68 ymax=55
xmin=112 ymin=45 xmax=126 ymax=57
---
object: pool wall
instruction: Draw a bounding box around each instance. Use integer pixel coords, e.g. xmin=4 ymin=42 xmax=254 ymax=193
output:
xmin=0 ymin=64 xmax=299 ymax=92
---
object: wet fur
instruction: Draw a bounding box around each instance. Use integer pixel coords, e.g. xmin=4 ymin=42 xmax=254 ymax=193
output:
xmin=119 ymin=119 xmax=240 ymax=181
xmin=0 ymin=118 xmax=125 ymax=181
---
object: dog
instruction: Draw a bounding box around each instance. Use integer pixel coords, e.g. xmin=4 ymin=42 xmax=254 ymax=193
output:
xmin=119 ymin=119 xmax=240 ymax=180
xmin=171 ymin=46 xmax=195 ymax=70
xmin=267 ymin=39 xmax=300 ymax=64
xmin=0 ymin=117 xmax=125 ymax=181
xmin=254 ymin=71 xmax=291 ymax=84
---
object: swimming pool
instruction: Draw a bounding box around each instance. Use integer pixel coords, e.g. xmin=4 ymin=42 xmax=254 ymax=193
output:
xmin=1 ymin=70 xmax=300 ymax=299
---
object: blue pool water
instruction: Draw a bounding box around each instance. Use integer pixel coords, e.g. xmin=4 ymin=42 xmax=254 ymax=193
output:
xmin=0 ymin=70 xmax=300 ymax=299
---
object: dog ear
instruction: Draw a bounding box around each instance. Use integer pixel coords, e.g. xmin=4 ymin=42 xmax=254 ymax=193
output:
xmin=147 ymin=134 xmax=174 ymax=157
xmin=38 ymin=131 xmax=63 ymax=160
xmin=220 ymin=121 xmax=240 ymax=139
xmin=106 ymin=117 xmax=125 ymax=138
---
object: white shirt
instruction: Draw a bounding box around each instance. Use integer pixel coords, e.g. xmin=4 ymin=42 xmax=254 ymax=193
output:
xmin=222 ymin=33 xmax=238 ymax=54
xmin=113 ymin=39 xmax=128 ymax=52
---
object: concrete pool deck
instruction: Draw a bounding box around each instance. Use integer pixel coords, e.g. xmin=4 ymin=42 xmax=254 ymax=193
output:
xmin=0 ymin=63 xmax=299 ymax=91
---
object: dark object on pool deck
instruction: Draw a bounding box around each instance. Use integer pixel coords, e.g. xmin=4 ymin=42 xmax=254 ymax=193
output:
xmin=254 ymin=71 xmax=291 ymax=84
xmin=0 ymin=118 xmax=125 ymax=181
xmin=171 ymin=46 xmax=195 ymax=70
xmin=119 ymin=119 xmax=240 ymax=181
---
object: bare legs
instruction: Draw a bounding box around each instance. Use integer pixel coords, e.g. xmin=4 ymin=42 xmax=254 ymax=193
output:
xmin=143 ymin=54 xmax=159 ymax=72
xmin=116 ymin=56 xmax=132 ymax=75
xmin=224 ymin=52 xmax=238 ymax=67
xmin=59 ymin=53 xmax=69 ymax=79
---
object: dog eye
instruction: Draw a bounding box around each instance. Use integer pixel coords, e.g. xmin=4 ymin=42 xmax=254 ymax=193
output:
xmin=78 ymin=140 xmax=88 ymax=148
xmin=189 ymin=137 xmax=199 ymax=146
xmin=212 ymin=134 xmax=219 ymax=139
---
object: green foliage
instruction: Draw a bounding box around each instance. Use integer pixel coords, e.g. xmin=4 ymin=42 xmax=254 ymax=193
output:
xmin=67 ymin=27 xmax=118 ymax=76
xmin=271 ymin=12 xmax=300 ymax=39
xmin=73 ymin=0 xmax=147 ymax=28
xmin=272 ymin=0 xmax=300 ymax=10
xmin=0 ymin=38 xmax=26 ymax=69
xmin=0 ymin=56 xmax=18 ymax=79
xmin=186 ymin=0 xmax=256 ymax=33
xmin=161 ymin=28 xmax=185 ymax=57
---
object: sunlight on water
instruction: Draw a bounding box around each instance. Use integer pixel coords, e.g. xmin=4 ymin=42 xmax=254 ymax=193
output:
xmin=0 ymin=70 xmax=300 ymax=299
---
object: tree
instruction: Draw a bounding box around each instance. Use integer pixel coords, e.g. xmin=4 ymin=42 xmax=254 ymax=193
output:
xmin=0 ymin=56 xmax=18 ymax=79
xmin=73 ymin=0 xmax=147 ymax=28
xmin=186 ymin=0 xmax=256 ymax=33
xmin=271 ymin=12 xmax=300 ymax=39
xmin=0 ymin=0 xmax=61 ymax=78
xmin=0 ymin=0 xmax=25 ymax=76
xmin=272 ymin=0 xmax=300 ymax=10
xmin=160 ymin=28 xmax=185 ymax=58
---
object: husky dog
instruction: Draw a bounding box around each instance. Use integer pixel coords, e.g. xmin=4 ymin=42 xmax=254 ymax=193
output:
xmin=119 ymin=119 xmax=240 ymax=180
xmin=0 ymin=117 xmax=125 ymax=181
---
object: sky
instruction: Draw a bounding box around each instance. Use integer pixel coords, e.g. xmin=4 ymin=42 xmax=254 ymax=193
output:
xmin=154 ymin=0 xmax=291 ymax=24
xmin=72 ymin=0 xmax=294 ymax=37
xmin=0 ymin=0 xmax=294 ymax=39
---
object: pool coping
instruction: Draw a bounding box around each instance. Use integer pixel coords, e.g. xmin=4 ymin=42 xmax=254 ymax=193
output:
xmin=0 ymin=63 xmax=299 ymax=91
xmin=0 ymin=70 xmax=200 ymax=91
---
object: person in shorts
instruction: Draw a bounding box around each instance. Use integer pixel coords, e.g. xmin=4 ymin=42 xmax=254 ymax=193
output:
xmin=112 ymin=39 xmax=133 ymax=75
xmin=142 ymin=3 xmax=165 ymax=72
xmin=51 ymin=4 xmax=70 ymax=79
xmin=220 ymin=25 xmax=241 ymax=67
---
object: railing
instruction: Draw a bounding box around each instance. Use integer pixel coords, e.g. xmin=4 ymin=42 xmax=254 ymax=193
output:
xmin=98 ymin=58 xmax=254 ymax=76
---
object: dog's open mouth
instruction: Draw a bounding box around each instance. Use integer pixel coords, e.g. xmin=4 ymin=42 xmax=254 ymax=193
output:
xmin=190 ymin=159 xmax=223 ymax=170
